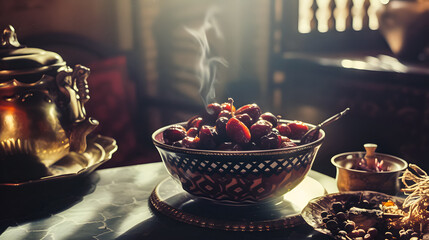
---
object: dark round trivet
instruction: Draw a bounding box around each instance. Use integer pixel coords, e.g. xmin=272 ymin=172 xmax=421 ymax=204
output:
xmin=150 ymin=176 xmax=326 ymax=231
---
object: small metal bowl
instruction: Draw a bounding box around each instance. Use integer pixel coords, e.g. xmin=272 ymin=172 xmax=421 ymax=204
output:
xmin=331 ymin=152 xmax=408 ymax=195
xmin=152 ymin=120 xmax=325 ymax=204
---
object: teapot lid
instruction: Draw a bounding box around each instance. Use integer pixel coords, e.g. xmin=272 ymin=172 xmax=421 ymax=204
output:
xmin=0 ymin=25 xmax=66 ymax=82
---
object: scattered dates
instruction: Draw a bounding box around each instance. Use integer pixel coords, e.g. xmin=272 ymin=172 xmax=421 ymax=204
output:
xmin=323 ymin=196 xmax=421 ymax=240
xmin=162 ymin=98 xmax=310 ymax=150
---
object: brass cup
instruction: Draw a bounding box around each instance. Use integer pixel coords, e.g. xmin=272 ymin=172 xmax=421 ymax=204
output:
xmin=331 ymin=152 xmax=407 ymax=195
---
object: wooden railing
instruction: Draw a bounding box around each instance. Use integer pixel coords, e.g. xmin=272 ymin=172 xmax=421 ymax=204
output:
xmin=270 ymin=0 xmax=388 ymax=53
xmin=298 ymin=0 xmax=383 ymax=33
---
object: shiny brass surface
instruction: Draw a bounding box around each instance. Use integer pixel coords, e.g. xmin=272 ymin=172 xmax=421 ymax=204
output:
xmin=1 ymin=25 xmax=21 ymax=48
xmin=0 ymin=135 xmax=117 ymax=185
xmin=331 ymin=152 xmax=408 ymax=195
xmin=0 ymin=76 xmax=68 ymax=166
xmin=0 ymin=26 xmax=99 ymax=182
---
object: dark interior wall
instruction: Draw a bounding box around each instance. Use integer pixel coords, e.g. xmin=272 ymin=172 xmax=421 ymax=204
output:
xmin=279 ymin=61 xmax=429 ymax=177
xmin=0 ymin=0 xmax=274 ymax=120
xmin=0 ymin=0 xmax=279 ymax=168
xmin=3 ymin=0 xmax=424 ymax=176
xmin=0 ymin=0 xmax=121 ymax=53
xmin=136 ymin=0 xmax=274 ymax=136
xmin=0 ymin=0 xmax=145 ymax=168
xmin=268 ymin=0 xmax=429 ymax=177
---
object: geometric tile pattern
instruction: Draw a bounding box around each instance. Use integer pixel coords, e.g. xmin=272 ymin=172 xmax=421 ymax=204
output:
xmin=157 ymin=145 xmax=321 ymax=203
xmin=166 ymin=150 xmax=316 ymax=176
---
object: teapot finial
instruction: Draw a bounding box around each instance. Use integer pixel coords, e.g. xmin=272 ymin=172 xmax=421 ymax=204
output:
xmin=1 ymin=25 xmax=23 ymax=49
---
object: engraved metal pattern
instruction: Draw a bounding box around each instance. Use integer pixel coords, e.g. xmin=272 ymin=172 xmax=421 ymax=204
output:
xmin=160 ymin=151 xmax=318 ymax=202
xmin=153 ymin=122 xmax=324 ymax=202
xmin=164 ymin=150 xmax=315 ymax=176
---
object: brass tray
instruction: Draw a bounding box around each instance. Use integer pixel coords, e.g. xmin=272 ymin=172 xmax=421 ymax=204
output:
xmin=301 ymin=191 xmax=404 ymax=237
xmin=0 ymin=135 xmax=116 ymax=221
xmin=0 ymin=134 xmax=117 ymax=187
xmin=150 ymin=176 xmax=327 ymax=231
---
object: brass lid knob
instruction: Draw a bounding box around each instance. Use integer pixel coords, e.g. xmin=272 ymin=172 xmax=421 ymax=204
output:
xmin=364 ymin=143 xmax=378 ymax=169
xmin=0 ymin=25 xmax=66 ymax=82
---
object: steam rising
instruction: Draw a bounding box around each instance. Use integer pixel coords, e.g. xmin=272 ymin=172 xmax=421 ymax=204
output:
xmin=185 ymin=7 xmax=228 ymax=109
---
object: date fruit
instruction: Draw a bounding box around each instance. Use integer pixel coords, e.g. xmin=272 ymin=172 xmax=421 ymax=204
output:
xmin=226 ymin=117 xmax=251 ymax=145
xmin=163 ymin=125 xmax=186 ymax=144
xmin=162 ymin=98 xmax=316 ymax=150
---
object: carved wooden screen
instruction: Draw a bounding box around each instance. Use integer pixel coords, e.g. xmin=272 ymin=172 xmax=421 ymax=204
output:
xmin=272 ymin=0 xmax=388 ymax=53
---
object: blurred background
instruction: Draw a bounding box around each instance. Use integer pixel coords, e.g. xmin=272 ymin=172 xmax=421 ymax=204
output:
xmin=1 ymin=0 xmax=428 ymax=177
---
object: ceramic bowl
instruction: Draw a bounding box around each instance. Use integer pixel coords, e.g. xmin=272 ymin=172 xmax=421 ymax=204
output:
xmin=331 ymin=152 xmax=408 ymax=195
xmin=152 ymin=120 xmax=325 ymax=203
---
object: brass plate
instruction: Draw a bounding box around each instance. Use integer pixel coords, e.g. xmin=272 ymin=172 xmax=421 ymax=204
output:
xmin=301 ymin=191 xmax=404 ymax=237
xmin=150 ymin=176 xmax=327 ymax=231
xmin=0 ymin=135 xmax=117 ymax=187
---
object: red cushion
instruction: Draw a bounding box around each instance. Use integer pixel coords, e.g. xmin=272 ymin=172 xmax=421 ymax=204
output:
xmin=85 ymin=56 xmax=137 ymax=168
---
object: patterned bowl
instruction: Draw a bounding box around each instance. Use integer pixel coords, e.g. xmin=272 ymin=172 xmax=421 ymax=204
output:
xmin=152 ymin=120 xmax=325 ymax=204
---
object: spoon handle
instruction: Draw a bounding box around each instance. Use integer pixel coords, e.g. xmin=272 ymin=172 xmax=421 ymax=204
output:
xmin=300 ymin=108 xmax=350 ymax=144
xmin=317 ymin=108 xmax=350 ymax=129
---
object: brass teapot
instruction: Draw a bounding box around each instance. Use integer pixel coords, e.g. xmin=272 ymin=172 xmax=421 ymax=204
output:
xmin=0 ymin=26 xmax=98 ymax=181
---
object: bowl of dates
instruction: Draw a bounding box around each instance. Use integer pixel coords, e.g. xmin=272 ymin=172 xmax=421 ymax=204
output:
xmin=152 ymin=99 xmax=325 ymax=203
xmin=331 ymin=144 xmax=407 ymax=195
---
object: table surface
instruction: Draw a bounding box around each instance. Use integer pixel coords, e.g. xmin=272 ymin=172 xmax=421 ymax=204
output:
xmin=0 ymin=162 xmax=338 ymax=240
